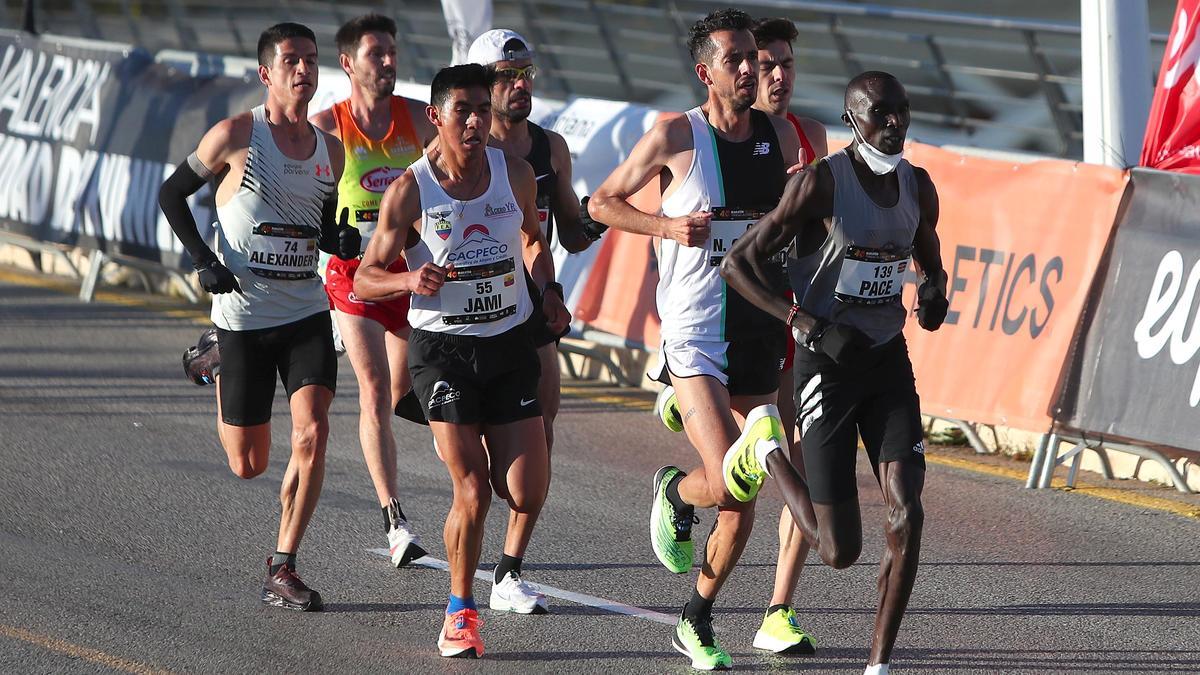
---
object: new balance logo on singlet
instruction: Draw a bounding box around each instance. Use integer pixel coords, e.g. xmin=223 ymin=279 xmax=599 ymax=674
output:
xmin=753 ymin=142 xmax=771 ymax=156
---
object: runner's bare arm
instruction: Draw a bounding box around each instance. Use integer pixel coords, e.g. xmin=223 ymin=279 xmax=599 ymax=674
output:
xmin=588 ymin=117 xmax=711 ymax=246
xmin=798 ymin=117 xmax=829 ymax=163
xmin=721 ymin=163 xmax=834 ymax=335
xmin=405 ymin=97 xmax=437 ymax=148
xmin=514 ymin=156 xmax=570 ymax=333
xmin=544 ymin=129 xmax=591 ymax=253
xmin=768 ymin=114 xmax=803 ymax=173
xmin=159 ymin=116 xmax=251 ymax=266
xmin=355 ymin=172 xmax=446 ymax=301
xmin=309 ymin=107 xmax=337 ymax=137
xmin=911 ymin=167 xmax=944 ymax=287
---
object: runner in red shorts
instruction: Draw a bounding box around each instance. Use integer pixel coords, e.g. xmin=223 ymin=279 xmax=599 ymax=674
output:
xmin=310 ymin=14 xmax=435 ymax=567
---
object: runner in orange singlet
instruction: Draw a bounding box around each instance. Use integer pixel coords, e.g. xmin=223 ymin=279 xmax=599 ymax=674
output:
xmin=310 ymin=14 xmax=435 ymax=568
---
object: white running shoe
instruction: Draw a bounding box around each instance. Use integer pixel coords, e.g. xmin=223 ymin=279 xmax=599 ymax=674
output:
xmin=385 ymin=500 xmax=427 ymax=567
xmin=489 ymin=571 xmax=549 ymax=614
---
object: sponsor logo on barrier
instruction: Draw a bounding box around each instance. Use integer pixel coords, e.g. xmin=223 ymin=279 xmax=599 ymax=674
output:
xmin=943 ymin=245 xmax=1062 ymax=339
xmin=1133 ymin=249 xmax=1200 ymax=407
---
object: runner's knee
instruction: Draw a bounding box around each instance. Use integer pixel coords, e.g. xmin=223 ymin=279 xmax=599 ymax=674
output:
xmin=820 ymin=534 xmax=862 ymax=569
xmin=227 ymin=455 xmax=268 ymax=479
xmin=290 ymin=419 xmax=329 ymax=464
xmin=886 ymin=500 xmax=924 ymax=552
xmin=455 ymin=472 xmax=492 ymax=520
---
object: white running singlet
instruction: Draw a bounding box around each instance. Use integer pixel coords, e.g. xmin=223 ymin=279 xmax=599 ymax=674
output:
xmin=407 ymin=147 xmax=532 ymax=337
xmin=212 ymin=105 xmax=335 ymax=331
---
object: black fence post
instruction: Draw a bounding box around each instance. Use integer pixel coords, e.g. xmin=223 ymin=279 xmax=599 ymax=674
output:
xmin=22 ymin=0 xmax=37 ymax=34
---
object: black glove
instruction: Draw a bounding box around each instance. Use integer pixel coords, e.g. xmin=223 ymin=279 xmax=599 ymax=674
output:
xmin=579 ymin=196 xmax=608 ymax=242
xmin=806 ymin=320 xmax=872 ymax=365
xmin=334 ymin=208 xmax=361 ymax=260
xmin=194 ymin=258 xmax=241 ymax=294
xmin=916 ymin=279 xmax=949 ymax=331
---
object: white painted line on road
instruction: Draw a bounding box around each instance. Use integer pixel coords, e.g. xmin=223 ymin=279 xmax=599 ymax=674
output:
xmin=367 ymin=548 xmax=676 ymax=625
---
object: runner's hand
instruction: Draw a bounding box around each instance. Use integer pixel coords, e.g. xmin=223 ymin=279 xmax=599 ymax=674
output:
xmin=335 ymin=209 xmax=362 ymax=261
xmin=798 ymin=320 xmax=872 ymax=365
xmin=916 ymin=278 xmax=949 ymax=331
xmin=542 ymin=283 xmax=571 ymax=336
xmin=664 ymin=211 xmax=711 ymax=247
xmin=195 ymin=259 xmax=242 ymax=295
xmin=405 ymin=262 xmax=451 ymax=296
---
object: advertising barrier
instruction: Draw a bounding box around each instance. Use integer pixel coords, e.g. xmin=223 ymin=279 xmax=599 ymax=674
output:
xmin=1056 ymin=168 xmax=1200 ymax=450
xmin=571 ymin=138 xmax=1127 ymax=432
xmin=0 ymin=30 xmax=261 ymax=269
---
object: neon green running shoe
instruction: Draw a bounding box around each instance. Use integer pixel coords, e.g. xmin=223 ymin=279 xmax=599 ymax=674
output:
xmin=721 ymin=404 xmax=785 ymax=502
xmin=650 ymin=466 xmax=695 ymax=574
xmin=655 ymin=385 xmax=684 ymax=432
xmin=753 ymin=606 xmax=817 ymax=654
xmin=673 ymin=612 xmax=732 ymax=670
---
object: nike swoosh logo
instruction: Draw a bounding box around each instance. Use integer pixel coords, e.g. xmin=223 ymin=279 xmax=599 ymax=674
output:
xmin=535 ymin=173 xmax=551 ymax=181
xmin=520 ymin=398 xmax=536 ymax=407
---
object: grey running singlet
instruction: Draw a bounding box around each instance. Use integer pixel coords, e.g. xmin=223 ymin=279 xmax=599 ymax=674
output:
xmin=788 ymin=148 xmax=920 ymax=346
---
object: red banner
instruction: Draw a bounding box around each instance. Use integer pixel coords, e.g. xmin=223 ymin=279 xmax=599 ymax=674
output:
xmin=1141 ymin=0 xmax=1200 ymax=172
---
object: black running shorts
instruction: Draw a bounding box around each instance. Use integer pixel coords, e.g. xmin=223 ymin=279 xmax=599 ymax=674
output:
xmin=216 ymin=311 xmax=337 ymax=427
xmin=408 ymin=326 xmax=542 ymax=426
xmin=792 ymin=334 xmax=926 ymax=504
xmin=653 ymin=332 xmax=786 ymax=397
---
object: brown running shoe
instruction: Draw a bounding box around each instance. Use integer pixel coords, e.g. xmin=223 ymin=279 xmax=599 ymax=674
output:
xmin=260 ymin=557 xmax=323 ymax=611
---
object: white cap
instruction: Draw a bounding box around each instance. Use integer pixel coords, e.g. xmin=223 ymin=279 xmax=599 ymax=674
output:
xmin=466 ymin=29 xmax=535 ymax=66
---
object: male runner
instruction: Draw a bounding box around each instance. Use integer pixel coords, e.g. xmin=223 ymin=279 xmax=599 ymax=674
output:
xmin=164 ymin=22 xmax=360 ymax=611
xmin=465 ymin=27 xmax=608 ymax=608
xmin=308 ymin=13 xmax=435 ymax=568
xmin=749 ymin=15 xmax=828 ymax=655
xmin=720 ymin=71 xmax=950 ymax=675
xmin=588 ymin=9 xmax=801 ymax=669
xmin=354 ymin=64 xmax=569 ymax=658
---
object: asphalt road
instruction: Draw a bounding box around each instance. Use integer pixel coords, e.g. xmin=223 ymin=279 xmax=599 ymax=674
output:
xmin=1 ymin=276 xmax=1199 ymax=674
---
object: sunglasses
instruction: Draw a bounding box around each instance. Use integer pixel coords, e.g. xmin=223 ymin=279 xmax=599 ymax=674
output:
xmin=494 ymin=65 xmax=538 ymax=82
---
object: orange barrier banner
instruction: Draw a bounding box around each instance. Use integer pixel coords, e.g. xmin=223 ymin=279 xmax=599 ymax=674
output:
xmin=900 ymin=144 xmax=1126 ymax=430
xmin=574 ymin=137 xmax=1127 ymax=431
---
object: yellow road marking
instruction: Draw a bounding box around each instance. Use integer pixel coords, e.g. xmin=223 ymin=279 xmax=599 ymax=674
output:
xmin=0 ymin=624 xmax=171 ymax=674
xmin=927 ymin=454 xmax=1200 ymax=519
xmin=0 ymin=267 xmax=208 ymax=324
xmin=6 ymin=264 xmax=1197 ymax=520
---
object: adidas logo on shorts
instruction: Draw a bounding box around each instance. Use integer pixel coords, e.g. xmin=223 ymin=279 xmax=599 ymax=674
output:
xmin=912 ymin=440 xmax=925 ymax=455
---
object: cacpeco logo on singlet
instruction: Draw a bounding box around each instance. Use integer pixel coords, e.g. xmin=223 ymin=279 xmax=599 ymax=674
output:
xmin=360 ymin=166 xmax=405 ymax=193
xmin=449 ymin=224 xmax=509 ymax=264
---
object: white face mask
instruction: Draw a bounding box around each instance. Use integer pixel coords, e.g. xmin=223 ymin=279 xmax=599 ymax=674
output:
xmin=846 ymin=110 xmax=904 ymax=175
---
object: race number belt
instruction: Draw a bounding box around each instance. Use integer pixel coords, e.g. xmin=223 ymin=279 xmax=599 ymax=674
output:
xmin=247 ymin=222 xmax=319 ymax=280
xmin=706 ymin=208 xmax=767 ymax=267
xmin=834 ymin=245 xmax=911 ymax=304
xmin=441 ymin=258 xmax=519 ymax=325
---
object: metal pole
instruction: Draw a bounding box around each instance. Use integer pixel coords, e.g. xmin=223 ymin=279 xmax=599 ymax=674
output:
xmin=22 ymin=0 xmax=36 ymax=34
xmin=1080 ymin=0 xmax=1152 ymax=167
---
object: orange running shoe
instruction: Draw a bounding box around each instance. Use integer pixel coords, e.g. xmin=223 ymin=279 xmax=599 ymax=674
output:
xmin=437 ymin=608 xmax=484 ymax=658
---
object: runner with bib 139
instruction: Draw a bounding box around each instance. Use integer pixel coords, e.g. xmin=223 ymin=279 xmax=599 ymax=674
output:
xmin=354 ymin=64 xmax=569 ymax=659
xmin=720 ymin=71 xmax=950 ymax=675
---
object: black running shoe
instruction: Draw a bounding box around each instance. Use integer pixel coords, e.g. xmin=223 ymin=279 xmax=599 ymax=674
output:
xmin=182 ymin=328 xmax=220 ymax=385
xmin=260 ymin=557 xmax=323 ymax=611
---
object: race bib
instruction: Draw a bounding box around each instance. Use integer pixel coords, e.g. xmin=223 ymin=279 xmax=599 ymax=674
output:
xmin=706 ymin=208 xmax=765 ymax=267
xmin=247 ymin=223 xmax=320 ymax=280
xmin=440 ymin=258 xmax=520 ymax=325
xmin=834 ymin=246 xmax=911 ymax=304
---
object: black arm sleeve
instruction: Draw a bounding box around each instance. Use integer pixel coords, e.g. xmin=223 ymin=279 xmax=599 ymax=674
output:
xmin=159 ymin=159 xmax=214 ymax=267
xmin=317 ymin=193 xmax=340 ymax=255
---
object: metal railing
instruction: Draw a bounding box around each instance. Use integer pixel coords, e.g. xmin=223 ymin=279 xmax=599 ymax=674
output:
xmin=5 ymin=0 xmax=1170 ymax=158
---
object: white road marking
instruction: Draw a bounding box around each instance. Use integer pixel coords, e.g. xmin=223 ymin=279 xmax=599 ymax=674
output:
xmin=367 ymin=549 xmax=675 ymax=625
